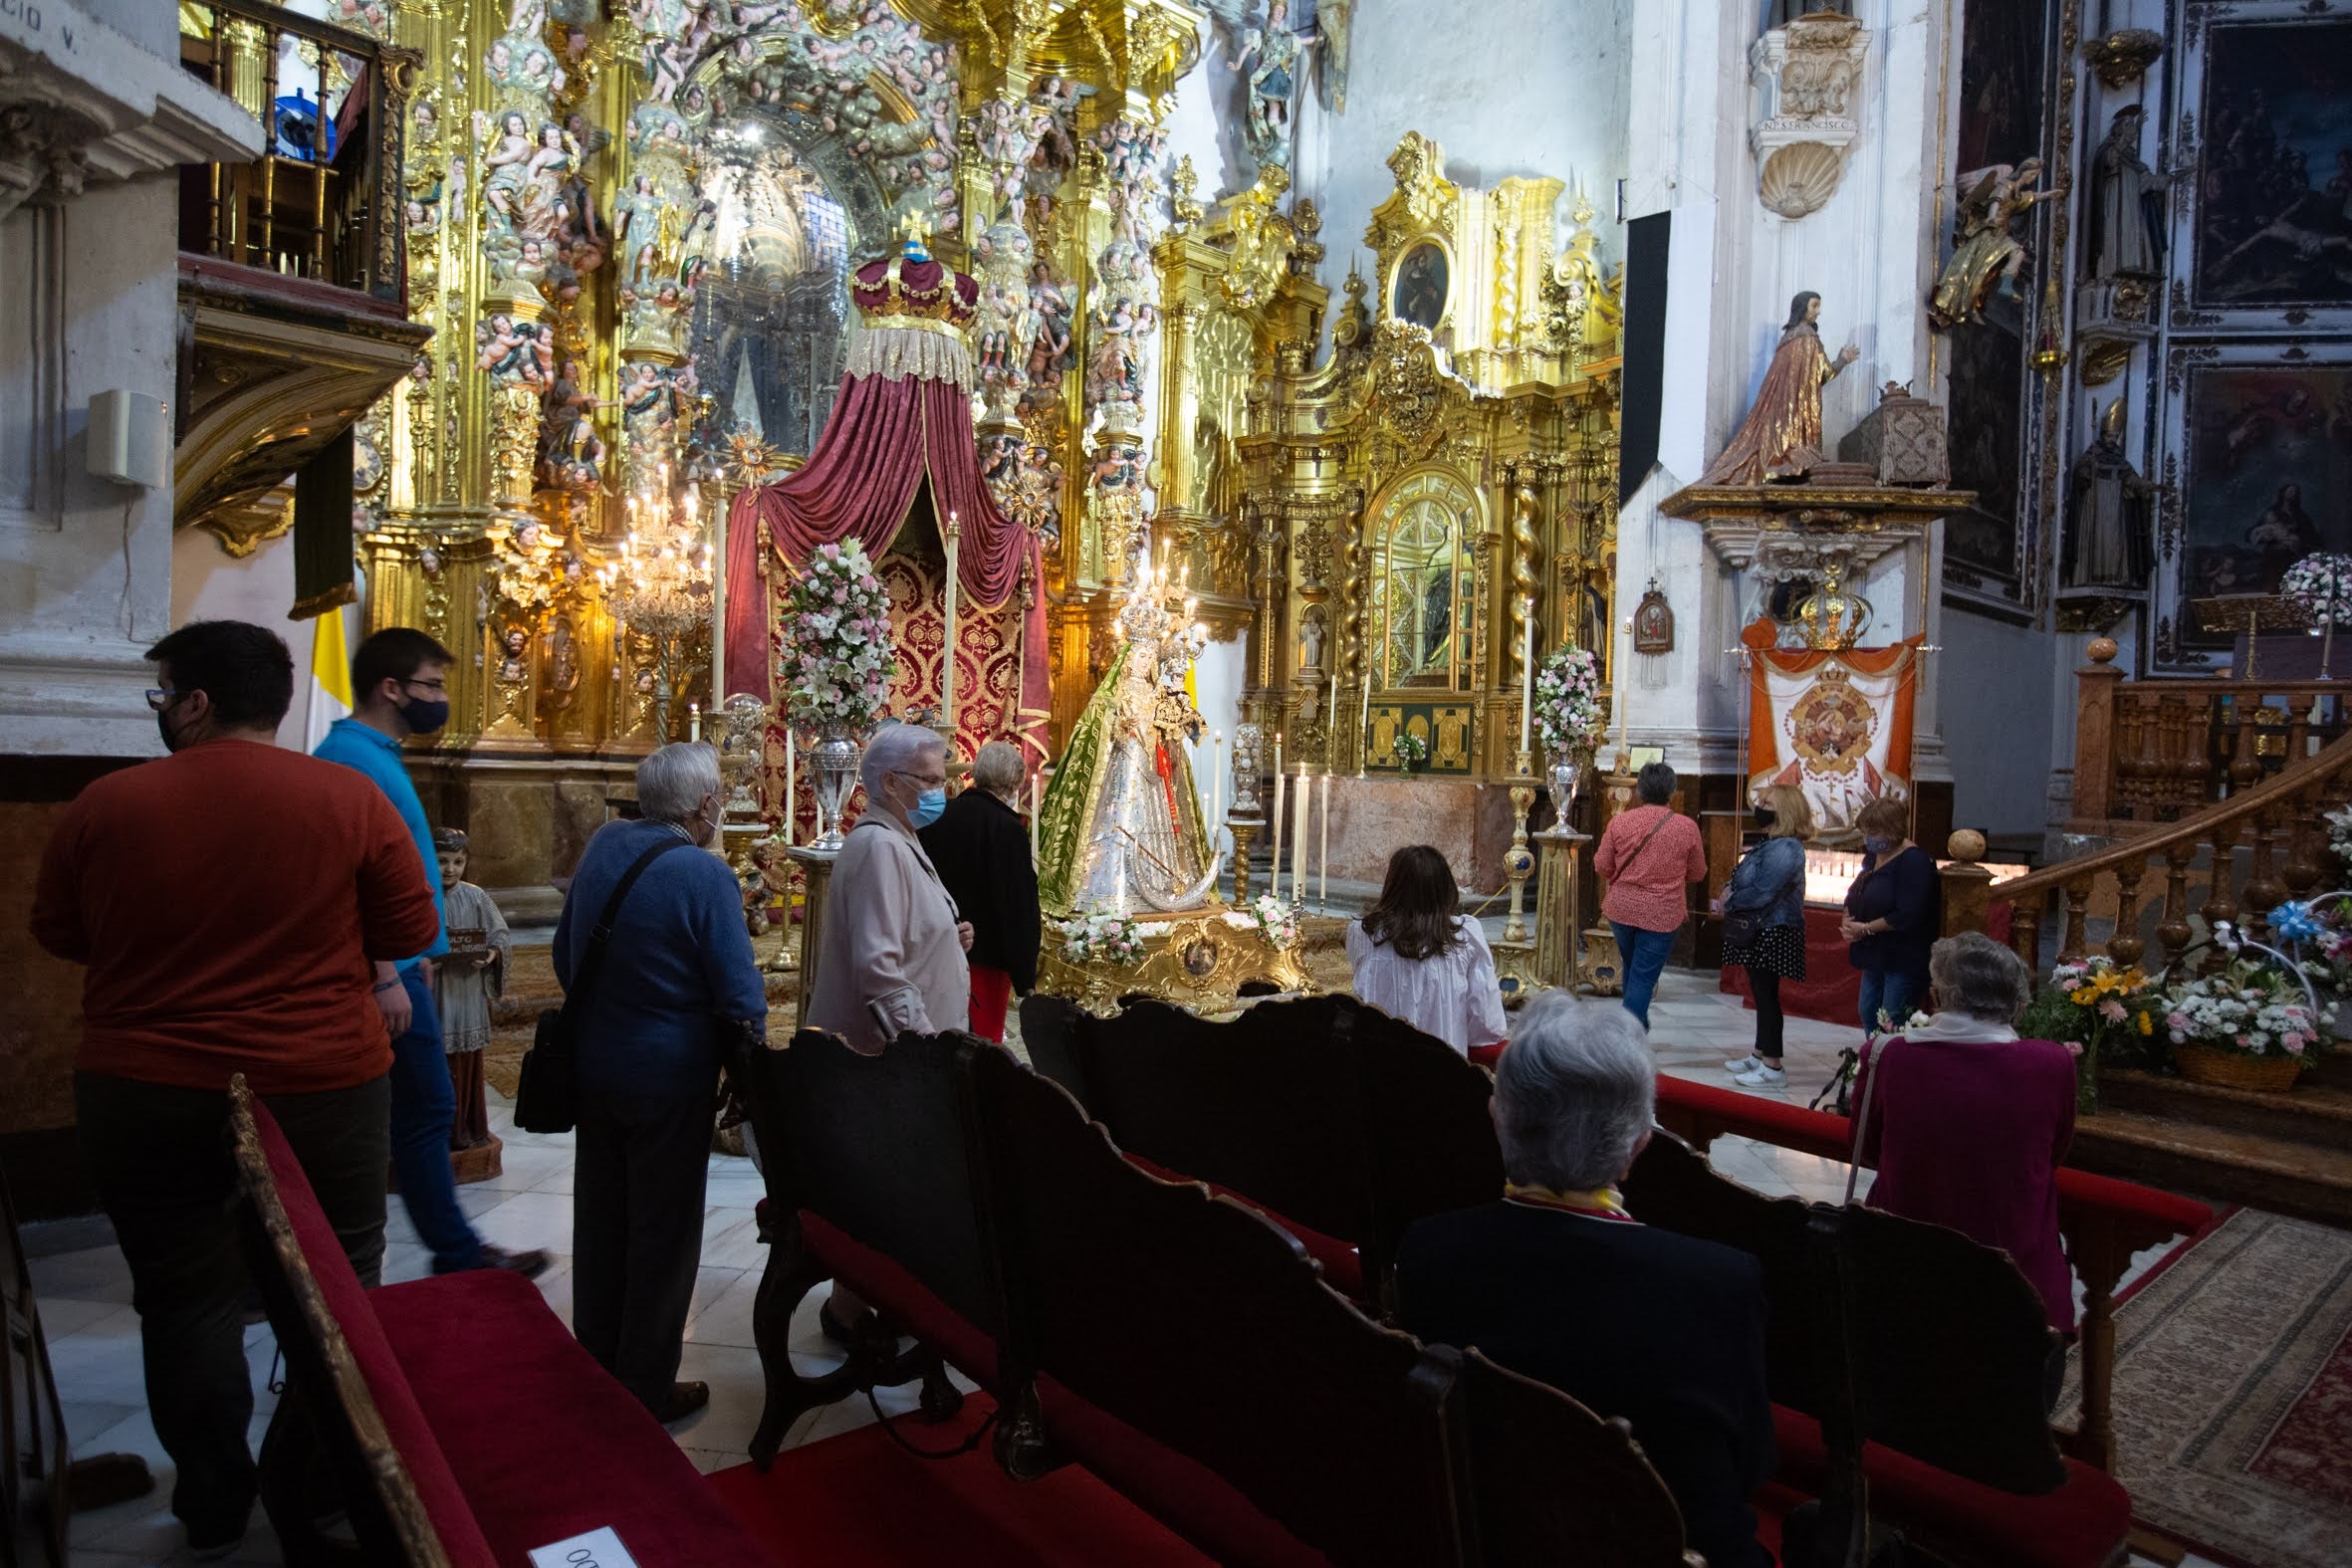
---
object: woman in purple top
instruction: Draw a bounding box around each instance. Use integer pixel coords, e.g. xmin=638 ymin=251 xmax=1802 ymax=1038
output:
xmin=1852 ymin=933 xmax=2077 ymax=1341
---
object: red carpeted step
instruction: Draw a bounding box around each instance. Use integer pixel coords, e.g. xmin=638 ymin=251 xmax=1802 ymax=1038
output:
xmin=705 ymin=1395 xmax=1214 ymax=1567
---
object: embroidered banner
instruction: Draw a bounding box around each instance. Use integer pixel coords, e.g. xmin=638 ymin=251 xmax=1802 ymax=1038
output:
xmin=1746 ymin=636 xmax=1922 ymax=839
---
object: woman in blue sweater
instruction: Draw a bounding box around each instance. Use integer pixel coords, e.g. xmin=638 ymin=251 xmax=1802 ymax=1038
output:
xmin=555 ymin=743 xmax=768 ymax=1424
xmin=1721 ymin=784 xmax=1813 ymax=1088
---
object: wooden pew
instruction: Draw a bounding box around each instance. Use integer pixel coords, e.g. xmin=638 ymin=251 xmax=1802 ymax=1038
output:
xmin=1021 ymin=994 xmax=1503 ymax=1307
xmin=1622 ymin=1134 xmax=2132 ymax=1568
xmin=736 ymin=1029 xmax=996 ymax=1468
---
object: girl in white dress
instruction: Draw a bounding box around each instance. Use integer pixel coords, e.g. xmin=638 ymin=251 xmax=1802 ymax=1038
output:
xmin=1345 ymin=845 xmax=1510 ymax=1056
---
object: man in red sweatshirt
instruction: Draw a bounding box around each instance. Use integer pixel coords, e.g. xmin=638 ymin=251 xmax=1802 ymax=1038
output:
xmin=31 ymin=619 xmax=439 ymax=1561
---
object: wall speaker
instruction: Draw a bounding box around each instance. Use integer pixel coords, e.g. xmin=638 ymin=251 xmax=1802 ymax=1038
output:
xmin=87 ymin=390 xmax=169 ymax=490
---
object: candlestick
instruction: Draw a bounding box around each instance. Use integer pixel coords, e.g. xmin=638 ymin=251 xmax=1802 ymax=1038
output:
xmin=1518 ymin=596 xmax=1535 ymax=756
xmin=1317 ymin=771 xmax=1331 ymax=915
xmin=1271 ymin=759 xmax=1287 ymax=899
xmin=784 ymin=726 xmax=797 ymax=847
xmin=1291 ymin=765 xmax=1310 ymax=906
xmin=689 ymin=701 xmax=701 ymax=743
xmin=942 ymin=510 xmax=962 ymax=743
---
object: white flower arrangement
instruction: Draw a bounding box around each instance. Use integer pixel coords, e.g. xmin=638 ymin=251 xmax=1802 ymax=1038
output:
xmin=1531 ymin=644 xmax=1606 ymax=762
xmin=782 ymin=540 xmax=896 ymax=731
xmin=2162 ymin=961 xmax=2322 ymax=1061
xmin=2281 ymin=553 xmax=2352 ymax=627
xmin=2327 ymin=806 xmax=2352 ymax=871
xmin=1221 ymin=893 xmax=1298 ymax=951
xmin=1056 ymin=906 xmax=1146 ymax=967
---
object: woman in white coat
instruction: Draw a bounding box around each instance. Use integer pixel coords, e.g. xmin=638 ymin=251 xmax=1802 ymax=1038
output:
xmin=1345 ymin=845 xmax=1508 ymax=1056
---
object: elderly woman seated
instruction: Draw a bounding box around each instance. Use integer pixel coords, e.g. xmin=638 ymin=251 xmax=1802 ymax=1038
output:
xmin=1852 ymin=932 xmax=2077 ymax=1344
xmin=1395 ymin=996 xmax=1774 ymax=1568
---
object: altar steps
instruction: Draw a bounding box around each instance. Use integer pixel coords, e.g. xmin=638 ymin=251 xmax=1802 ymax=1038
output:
xmin=2076 ymin=1058 xmax=2352 ymax=1232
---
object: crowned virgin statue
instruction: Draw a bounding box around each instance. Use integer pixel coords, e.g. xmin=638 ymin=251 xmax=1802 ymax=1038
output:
xmin=1036 ymin=569 xmax=1224 ymax=917
xmin=1700 ymin=291 xmax=1860 ymax=485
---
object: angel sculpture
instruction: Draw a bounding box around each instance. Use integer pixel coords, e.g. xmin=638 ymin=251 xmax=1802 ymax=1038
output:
xmin=1208 ymin=0 xmax=1309 ymax=172
xmin=1929 ymin=158 xmax=2060 ymax=331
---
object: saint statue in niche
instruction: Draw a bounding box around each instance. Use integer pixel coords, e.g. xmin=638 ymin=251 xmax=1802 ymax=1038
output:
xmin=1698 ymin=291 xmax=1859 ymax=485
xmin=2084 ymin=107 xmax=2167 ymax=281
xmin=2063 ymin=399 xmax=2156 ymax=590
xmin=1393 ymin=242 xmax=1448 ymax=330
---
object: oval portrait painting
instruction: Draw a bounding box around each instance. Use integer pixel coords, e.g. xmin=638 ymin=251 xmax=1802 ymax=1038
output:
xmin=1392 ymin=242 xmax=1448 ymax=330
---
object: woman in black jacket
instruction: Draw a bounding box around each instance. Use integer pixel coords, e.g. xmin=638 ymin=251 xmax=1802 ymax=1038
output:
xmin=1841 ymin=795 xmax=1938 ymax=1035
xmin=918 ymin=740 xmax=1041 ymax=1043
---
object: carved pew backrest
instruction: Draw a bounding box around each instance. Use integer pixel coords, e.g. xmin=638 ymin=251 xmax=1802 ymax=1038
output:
xmin=750 ymin=1029 xmax=1006 ymax=1347
xmin=973 ymin=1046 xmax=1468 ymax=1568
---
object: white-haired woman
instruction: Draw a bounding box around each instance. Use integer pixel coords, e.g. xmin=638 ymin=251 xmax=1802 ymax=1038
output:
xmin=556 ymin=742 xmax=767 ymax=1425
xmin=1396 ymin=995 xmax=1774 ymax=1568
xmin=808 ymin=721 xmax=974 ymax=1052
xmin=918 ymin=740 xmax=1040 ymax=1044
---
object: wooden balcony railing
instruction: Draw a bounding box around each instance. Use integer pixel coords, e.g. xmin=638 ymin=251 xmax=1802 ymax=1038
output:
xmin=1944 ymin=724 xmax=2352 ymax=969
xmin=176 ymin=1 xmax=412 ymax=304
xmin=2071 ymin=639 xmax=2351 ymax=827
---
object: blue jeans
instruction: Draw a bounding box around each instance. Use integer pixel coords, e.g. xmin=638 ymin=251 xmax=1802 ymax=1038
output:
xmin=1858 ymin=969 xmax=1920 ymax=1037
xmin=1610 ymin=921 xmax=1679 ymax=1031
xmin=388 ymin=968 xmax=483 ymax=1273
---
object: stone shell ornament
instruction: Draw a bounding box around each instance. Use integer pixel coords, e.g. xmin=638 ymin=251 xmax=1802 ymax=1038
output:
xmin=1758 ymin=141 xmax=1844 ymax=219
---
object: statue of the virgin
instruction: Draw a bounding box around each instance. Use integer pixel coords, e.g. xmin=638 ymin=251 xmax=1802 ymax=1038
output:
xmin=1699 ymin=291 xmax=1860 ymax=485
xmin=1035 ymin=569 xmax=1223 ymax=917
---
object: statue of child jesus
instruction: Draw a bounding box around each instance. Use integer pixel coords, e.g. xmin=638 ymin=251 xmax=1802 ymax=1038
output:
xmin=431 ymin=828 xmax=511 ymax=1152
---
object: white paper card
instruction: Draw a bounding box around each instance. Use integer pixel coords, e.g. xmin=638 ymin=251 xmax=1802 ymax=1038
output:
xmin=528 ymin=1527 xmax=640 ymax=1568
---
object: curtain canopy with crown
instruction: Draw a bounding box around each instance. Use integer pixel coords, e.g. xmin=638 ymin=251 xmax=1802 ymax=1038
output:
xmin=723 ymin=249 xmax=1050 ymax=763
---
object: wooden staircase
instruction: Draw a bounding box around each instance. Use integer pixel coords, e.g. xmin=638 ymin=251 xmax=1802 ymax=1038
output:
xmin=1941 ymin=692 xmax=2352 ymax=1228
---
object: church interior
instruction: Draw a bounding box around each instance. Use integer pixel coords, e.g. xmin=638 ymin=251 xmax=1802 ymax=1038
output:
xmin=6 ymin=0 xmax=2352 ymax=1563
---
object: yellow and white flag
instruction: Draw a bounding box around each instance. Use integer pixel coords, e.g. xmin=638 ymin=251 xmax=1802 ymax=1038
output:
xmin=303 ymin=602 xmax=354 ymax=752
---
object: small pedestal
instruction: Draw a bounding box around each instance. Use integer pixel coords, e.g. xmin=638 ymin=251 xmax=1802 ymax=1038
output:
xmin=787 ymin=844 xmax=840 ymax=1033
xmin=1227 ymin=813 xmax=1263 ymax=903
xmin=451 ymin=1134 xmax=504 ymax=1185
xmin=1531 ymin=826 xmax=1590 ymax=992
xmin=1036 ymin=908 xmax=1314 ymax=1015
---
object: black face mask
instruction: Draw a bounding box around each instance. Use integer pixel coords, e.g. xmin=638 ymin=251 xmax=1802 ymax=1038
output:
xmin=1754 ymin=805 xmax=1776 ymax=828
xmin=156 ymin=705 xmax=184 ymax=754
xmin=399 ymin=694 xmax=451 ymax=735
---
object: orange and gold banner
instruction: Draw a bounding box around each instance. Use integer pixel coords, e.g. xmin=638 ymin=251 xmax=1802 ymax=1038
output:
xmin=1746 ymin=635 xmax=1922 ymax=839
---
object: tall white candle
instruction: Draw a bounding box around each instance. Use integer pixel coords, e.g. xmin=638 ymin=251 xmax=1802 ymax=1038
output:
xmin=1270 ymin=747 xmax=1287 ymax=896
xmin=1030 ymin=769 xmax=1043 ymax=862
xmin=711 ymin=490 xmax=727 ymax=703
xmin=1317 ymin=771 xmax=1330 ymax=913
xmin=1518 ymin=595 xmax=1534 ymax=756
xmin=1291 ymin=765 xmax=1310 ymax=905
xmin=941 ymin=511 xmax=962 ymax=742
xmin=1210 ymin=730 xmax=1224 ymax=841
xmin=783 ymin=726 xmax=797 ymax=846
xmin=689 ymin=701 xmax=701 ymax=743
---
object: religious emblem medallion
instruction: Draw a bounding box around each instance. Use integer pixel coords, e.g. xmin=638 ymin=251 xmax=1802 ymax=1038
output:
xmin=1633 ymin=582 xmax=1675 ymax=654
xmin=1784 ymin=665 xmax=1878 ymax=776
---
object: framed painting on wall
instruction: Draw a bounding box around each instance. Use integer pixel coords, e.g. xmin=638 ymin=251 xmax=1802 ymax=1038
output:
xmin=2154 ymin=343 xmax=2352 ymax=668
xmin=2175 ymin=7 xmax=2352 ymax=333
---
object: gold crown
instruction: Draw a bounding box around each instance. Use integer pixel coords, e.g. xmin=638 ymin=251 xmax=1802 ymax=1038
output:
xmin=850 ymin=245 xmax=976 ymax=331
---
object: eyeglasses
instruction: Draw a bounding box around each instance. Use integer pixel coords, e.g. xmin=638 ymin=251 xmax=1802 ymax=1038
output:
xmin=403 ymin=677 xmax=449 ymax=694
xmin=143 ymin=688 xmax=180 ymax=712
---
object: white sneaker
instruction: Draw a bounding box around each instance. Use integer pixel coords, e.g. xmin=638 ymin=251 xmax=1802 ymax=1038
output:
xmin=1734 ymin=1063 xmax=1786 ymax=1088
xmin=1724 ymin=1053 xmax=1764 ymax=1074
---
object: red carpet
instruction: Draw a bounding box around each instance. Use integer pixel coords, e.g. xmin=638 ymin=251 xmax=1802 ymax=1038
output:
xmin=2252 ymin=1317 xmax=2352 ymax=1511
xmin=1720 ymin=907 xmax=1863 ymax=1027
xmin=705 ymin=1397 xmax=1213 ymax=1566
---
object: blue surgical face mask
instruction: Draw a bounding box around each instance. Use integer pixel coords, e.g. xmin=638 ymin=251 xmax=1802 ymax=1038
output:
xmin=908 ymin=785 xmax=947 ymax=828
xmin=1863 ymin=834 xmax=1896 ymax=857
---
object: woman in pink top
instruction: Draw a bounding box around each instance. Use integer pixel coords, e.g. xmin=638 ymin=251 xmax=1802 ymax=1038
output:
xmin=1853 ymin=932 xmax=2077 ymax=1351
xmin=1591 ymin=763 xmax=1709 ymax=1029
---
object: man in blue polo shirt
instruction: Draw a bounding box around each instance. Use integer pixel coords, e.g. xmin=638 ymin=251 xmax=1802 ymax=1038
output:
xmin=316 ymin=627 xmax=547 ymax=1280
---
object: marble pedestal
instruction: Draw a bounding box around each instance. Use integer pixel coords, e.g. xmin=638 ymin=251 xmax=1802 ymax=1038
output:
xmin=1320 ymin=776 xmax=1521 ymax=894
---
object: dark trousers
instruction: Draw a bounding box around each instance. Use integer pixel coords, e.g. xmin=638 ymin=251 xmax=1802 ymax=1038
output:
xmin=573 ymin=1084 xmax=715 ymax=1413
xmin=387 ymin=969 xmax=482 ymax=1273
xmin=75 ymin=1069 xmax=391 ymax=1548
xmin=1748 ymin=969 xmax=1785 ymax=1063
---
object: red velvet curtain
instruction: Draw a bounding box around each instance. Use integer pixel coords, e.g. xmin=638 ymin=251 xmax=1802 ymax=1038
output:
xmin=722 ymin=368 xmax=1050 ymax=765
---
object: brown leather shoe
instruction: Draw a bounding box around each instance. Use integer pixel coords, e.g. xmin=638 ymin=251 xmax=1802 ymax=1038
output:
xmin=657 ymin=1381 xmax=710 ymax=1425
xmin=481 ymin=1244 xmax=551 ymax=1280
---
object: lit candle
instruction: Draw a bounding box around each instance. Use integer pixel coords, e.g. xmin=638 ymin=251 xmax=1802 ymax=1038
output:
xmin=783 ymin=725 xmax=797 ymax=847
xmin=1030 ymin=768 xmax=1043 ymax=862
xmin=1270 ymin=745 xmax=1287 ymax=896
xmin=1317 ymin=771 xmax=1331 ymax=914
xmin=1291 ymin=764 xmax=1310 ymax=905
xmin=1519 ymin=595 xmax=1534 ymax=757
xmin=689 ymin=701 xmax=701 ymax=743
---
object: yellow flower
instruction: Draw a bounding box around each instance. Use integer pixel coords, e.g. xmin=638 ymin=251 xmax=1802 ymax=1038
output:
xmin=2138 ymin=1011 xmax=2154 ymax=1035
xmin=2070 ymin=987 xmax=2098 ymax=1007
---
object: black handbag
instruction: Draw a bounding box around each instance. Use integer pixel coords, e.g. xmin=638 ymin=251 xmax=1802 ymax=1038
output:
xmin=1721 ymin=906 xmax=1764 ymax=950
xmin=514 ymin=836 xmax=693 ymax=1135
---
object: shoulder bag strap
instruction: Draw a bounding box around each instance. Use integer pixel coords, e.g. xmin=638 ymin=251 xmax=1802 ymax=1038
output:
xmin=1618 ymin=808 xmax=1678 ymax=874
xmin=566 ymin=837 xmax=694 ymax=1015
xmin=1845 ymin=1035 xmax=1892 ymax=1206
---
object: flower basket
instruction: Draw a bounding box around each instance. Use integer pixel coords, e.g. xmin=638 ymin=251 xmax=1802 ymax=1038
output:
xmin=1392 ymin=732 xmax=1429 ymax=775
xmin=2175 ymin=1043 xmax=2304 ymax=1093
xmin=2018 ymin=956 xmax=2164 ymax=1113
